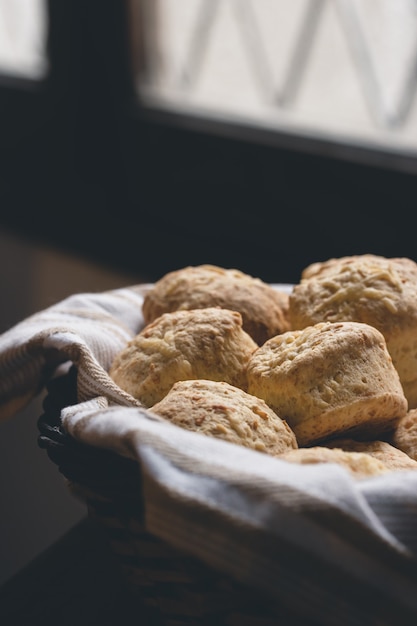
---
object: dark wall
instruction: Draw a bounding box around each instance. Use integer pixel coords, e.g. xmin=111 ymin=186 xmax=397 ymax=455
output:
xmin=1 ymin=0 xmax=416 ymax=286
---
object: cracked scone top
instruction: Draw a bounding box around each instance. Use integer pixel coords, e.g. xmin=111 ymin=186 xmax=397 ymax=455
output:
xmin=246 ymin=321 xmax=408 ymax=446
xmin=109 ymin=307 xmax=258 ymax=407
xmin=142 ymin=264 xmax=290 ymax=345
xmin=150 ymin=379 xmax=298 ymax=456
xmin=289 ymin=254 xmax=417 ymax=408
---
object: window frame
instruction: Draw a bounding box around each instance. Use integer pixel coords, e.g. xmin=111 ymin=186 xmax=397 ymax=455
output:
xmin=1 ymin=0 xmax=416 ymax=284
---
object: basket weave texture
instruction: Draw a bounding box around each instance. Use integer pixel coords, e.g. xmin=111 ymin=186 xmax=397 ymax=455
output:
xmin=37 ymin=366 xmax=417 ymax=626
xmin=37 ymin=367 xmax=299 ymax=626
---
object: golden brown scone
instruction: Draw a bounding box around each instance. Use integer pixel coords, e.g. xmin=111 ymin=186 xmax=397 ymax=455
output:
xmin=280 ymin=446 xmax=389 ymax=479
xmin=389 ymin=408 xmax=417 ymax=462
xmin=150 ymin=379 xmax=298 ymax=455
xmin=142 ymin=264 xmax=291 ymax=345
xmin=246 ymin=321 xmax=408 ymax=446
xmin=326 ymin=438 xmax=417 ymax=472
xmin=289 ymin=254 xmax=417 ymax=408
xmin=109 ymin=307 xmax=258 ymax=407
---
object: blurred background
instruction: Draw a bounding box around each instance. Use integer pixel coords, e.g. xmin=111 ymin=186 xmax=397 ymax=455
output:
xmin=1 ymin=0 xmax=417 ymax=586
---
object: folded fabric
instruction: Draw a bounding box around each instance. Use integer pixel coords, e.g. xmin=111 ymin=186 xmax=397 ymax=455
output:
xmin=0 ymin=285 xmax=149 ymax=420
xmin=1 ymin=283 xmax=417 ymax=624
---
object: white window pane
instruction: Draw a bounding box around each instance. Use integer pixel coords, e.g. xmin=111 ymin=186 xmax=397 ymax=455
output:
xmin=0 ymin=0 xmax=48 ymax=80
xmin=132 ymin=0 xmax=417 ymax=160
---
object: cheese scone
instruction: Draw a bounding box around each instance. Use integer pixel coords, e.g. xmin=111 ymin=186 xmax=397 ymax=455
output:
xmin=389 ymin=408 xmax=417 ymax=462
xmin=142 ymin=264 xmax=291 ymax=345
xmin=325 ymin=438 xmax=417 ymax=472
xmin=150 ymin=379 xmax=298 ymax=456
xmin=279 ymin=446 xmax=389 ymax=479
xmin=247 ymin=321 xmax=408 ymax=446
xmin=289 ymin=254 xmax=417 ymax=408
xmin=109 ymin=307 xmax=258 ymax=407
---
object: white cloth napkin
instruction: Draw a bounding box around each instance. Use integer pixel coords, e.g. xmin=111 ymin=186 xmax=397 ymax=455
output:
xmin=1 ymin=284 xmax=417 ymax=625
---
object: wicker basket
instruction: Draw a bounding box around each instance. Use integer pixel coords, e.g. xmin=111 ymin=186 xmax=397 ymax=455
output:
xmin=37 ymin=366 xmax=417 ymax=626
xmin=37 ymin=366 xmax=305 ymax=626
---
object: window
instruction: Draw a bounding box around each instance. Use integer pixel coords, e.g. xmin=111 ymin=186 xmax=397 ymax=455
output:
xmin=0 ymin=0 xmax=48 ymax=83
xmin=130 ymin=0 xmax=417 ymax=172
xmin=1 ymin=0 xmax=417 ymax=285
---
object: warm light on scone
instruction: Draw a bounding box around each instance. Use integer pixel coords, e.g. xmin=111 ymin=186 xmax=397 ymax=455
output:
xmin=279 ymin=446 xmax=389 ymax=479
xmin=150 ymin=378 xmax=298 ymax=456
xmin=289 ymin=254 xmax=417 ymax=409
xmin=389 ymin=408 xmax=417 ymax=462
xmin=325 ymin=438 xmax=417 ymax=472
xmin=142 ymin=264 xmax=291 ymax=345
xmin=247 ymin=320 xmax=408 ymax=446
xmin=109 ymin=307 xmax=258 ymax=407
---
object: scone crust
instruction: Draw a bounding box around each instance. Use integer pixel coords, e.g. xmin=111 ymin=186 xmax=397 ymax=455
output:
xmin=150 ymin=379 xmax=298 ymax=455
xmin=109 ymin=307 xmax=258 ymax=407
xmin=142 ymin=264 xmax=291 ymax=345
xmin=247 ymin=321 xmax=408 ymax=446
xmin=326 ymin=438 xmax=417 ymax=471
xmin=290 ymin=254 xmax=417 ymax=408
xmin=389 ymin=408 xmax=417 ymax=461
xmin=279 ymin=446 xmax=389 ymax=479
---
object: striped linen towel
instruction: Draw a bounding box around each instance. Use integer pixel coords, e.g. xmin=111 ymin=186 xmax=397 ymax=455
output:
xmin=1 ymin=284 xmax=417 ymax=625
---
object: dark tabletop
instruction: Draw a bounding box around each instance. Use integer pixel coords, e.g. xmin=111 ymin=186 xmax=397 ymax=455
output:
xmin=0 ymin=517 xmax=140 ymax=626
